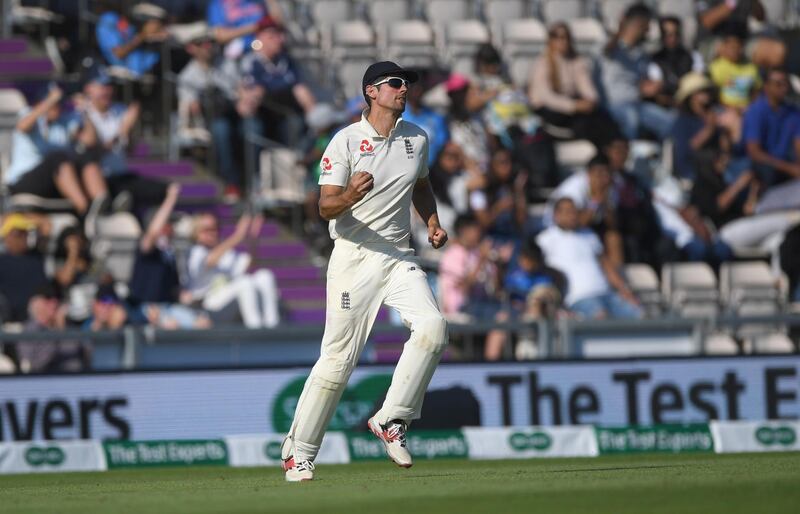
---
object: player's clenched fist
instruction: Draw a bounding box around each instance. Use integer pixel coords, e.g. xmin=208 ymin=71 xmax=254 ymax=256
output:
xmin=428 ymin=224 xmax=448 ymax=249
xmin=345 ymin=171 xmax=374 ymax=204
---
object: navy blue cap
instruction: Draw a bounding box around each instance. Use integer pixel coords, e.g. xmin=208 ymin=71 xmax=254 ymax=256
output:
xmin=362 ymin=61 xmax=418 ymax=102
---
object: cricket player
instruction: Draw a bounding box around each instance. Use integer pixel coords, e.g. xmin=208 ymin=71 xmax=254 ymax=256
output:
xmin=281 ymin=62 xmax=449 ymax=482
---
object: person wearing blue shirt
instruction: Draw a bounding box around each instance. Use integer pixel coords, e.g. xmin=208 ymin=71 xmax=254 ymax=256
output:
xmin=402 ymin=81 xmax=449 ymax=165
xmin=207 ymin=0 xmax=283 ymax=58
xmin=743 ymin=68 xmax=800 ymax=188
xmin=5 ymin=85 xmax=110 ymax=221
xmin=95 ymin=4 xmax=167 ymax=77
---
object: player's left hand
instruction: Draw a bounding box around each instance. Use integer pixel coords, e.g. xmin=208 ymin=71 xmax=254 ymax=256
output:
xmin=428 ymin=225 xmax=448 ymax=249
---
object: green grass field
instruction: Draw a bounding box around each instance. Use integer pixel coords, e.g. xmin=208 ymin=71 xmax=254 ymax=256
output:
xmin=1 ymin=453 xmax=798 ymax=514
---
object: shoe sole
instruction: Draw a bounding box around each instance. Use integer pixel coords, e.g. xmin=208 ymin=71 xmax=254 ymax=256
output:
xmin=367 ymin=417 xmax=412 ymax=468
xmin=284 ymin=475 xmax=313 ymax=482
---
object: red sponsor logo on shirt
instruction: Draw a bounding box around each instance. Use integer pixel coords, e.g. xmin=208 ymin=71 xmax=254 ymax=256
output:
xmin=321 ymin=157 xmax=333 ymax=173
xmin=359 ymin=139 xmax=374 ymax=153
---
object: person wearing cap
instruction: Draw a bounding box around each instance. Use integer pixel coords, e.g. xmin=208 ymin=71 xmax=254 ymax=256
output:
xmin=177 ymin=29 xmax=217 ymax=144
xmin=78 ymin=68 xmax=173 ymax=212
xmin=207 ymin=0 xmax=284 ymax=59
xmin=17 ymin=281 xmax=88 ymax=373
xmin=85 ymin=283 xmax=130 ymax=332
xmin=0 ymin=214 xmax=48 ymax=323
xmin=5 ymin=85 xmax=111 ymax=227
xmin=96 ymin=2 xmax=168 ymax=77
xmin=281 ymin=62 xmax=448 ymax=482
xmin=671 ymin=72 xmax=726 ymax=181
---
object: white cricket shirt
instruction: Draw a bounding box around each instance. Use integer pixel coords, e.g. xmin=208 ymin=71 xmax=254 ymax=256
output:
xmin=319 ymin=110 xmax=429 ymax=245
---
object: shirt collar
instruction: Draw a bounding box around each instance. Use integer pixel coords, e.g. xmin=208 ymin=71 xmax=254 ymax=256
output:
xmin=360 ymin=108 xmax=404 ymax=139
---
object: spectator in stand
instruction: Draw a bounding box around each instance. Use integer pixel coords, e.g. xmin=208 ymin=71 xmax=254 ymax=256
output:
xmin=0 ymin=214 xmax=48 ymax=323
xmin=671 ymin=73 xmax=726 ymax=180
xmin=16 ymin=282 xmax=89 ymax=373
xmin=599 ymin=3 xmax=676 ymax=140
xmin=604 ymin=137 xmax=668 ymax=268
xmin=242 ymin=20 xmax=316 ymax=144
xmin=779 ymin=224 xmax=800 ymax=302
xmin=84 ymin=283 xmax=132 ymax=331
xmin=696 ymin=0 xmax=785 ymax=69
xmin=439 ymin=214 xmax=508 ymax=360
xmin=129 ymin=183 xmax=181 ymax=305
xmin=549 ymin=155 xmax=621 ymax=256
xmin=52 ymin=226 xmax=95 ymax=320
xmin=430 ymin=142 xmax=484 ymax=220
xmin=537 ymin=198 xmax=642 ymax=320
xmin=78 ymin=68 xmax=171 ymax=212
xmin=503 ymin=243 xmax=564 ymax=360
xmin=529 ymin=22 xmax=619 ymax=148
xmin=469 ymin=148 xmax=529 ymax=241
xmin=185 ymin=213 xmax=280 ymax=328
xmin=648 ymin=16 xmax=705 ymax=108
xmin=127 ymin=184 xmax=212 ymax=330
xmin=403 ymin=79 xmax=449 ymax=165
xmin=176 ymin=30 xmax=216 ymax=145
xmin=5 ymin=86 xmax=109 ymax=228
xmin=709 ymin=29 xmax=761 ymax=111
xmin=742 ymin=68 xmax=800 ymax=189
xmin=96 ymin=2 xmax=168 ymax=77
xmin=446 ymin=74 xmax=491 ymax=170
xmin=691 ymin=149 xmax=759 ymax=229
xmin=207 ymin=0 xmax=284 ymax=59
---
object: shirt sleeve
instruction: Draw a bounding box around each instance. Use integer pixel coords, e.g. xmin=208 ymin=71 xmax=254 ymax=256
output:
xmin=206 ymin=0 xmax=225 ymax=27
xmin=186 ymin=245 xmax=207 ymax=280
xmin=742 ymin=102 xmax=762 ymax=144
xmin=318 ymin=131 xmax=351 ymax=187
xmin=96 ymin=13 xmax=124 ymax=66
xmin=418 ymin=133 xmax=430 ymax=179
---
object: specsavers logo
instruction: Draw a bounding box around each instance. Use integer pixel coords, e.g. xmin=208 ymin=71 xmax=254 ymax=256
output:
xmin=271 ymin=374 xmax=392 ymax=433
xmin=264 ymin=441 xmax=282 ymax=460
xmin=755 ymin=426 xmax=797 ymax=447
xmin=509 ymin=431 xmax=553 ymax=452
xmin=25 ymin=446 xmax=66 ymax=467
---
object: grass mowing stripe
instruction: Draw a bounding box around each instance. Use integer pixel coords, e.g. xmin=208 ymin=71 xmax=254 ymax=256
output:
xmin=0 ymin=453 xmax=798 ymax=514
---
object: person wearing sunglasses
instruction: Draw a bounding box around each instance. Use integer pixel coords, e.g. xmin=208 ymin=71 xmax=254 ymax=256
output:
xmin=280 ymin=62 xmax=449 ymax=482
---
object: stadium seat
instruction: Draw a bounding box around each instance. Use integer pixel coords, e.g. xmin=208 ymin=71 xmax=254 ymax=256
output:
xmin=326 ymin=20 xmax=376 ymax=56
xmin=539 ymin=0 xmax=586 ymax=23
xmin=259 ymin=147 xmax=306 ymax=205
xmin=599 ymin=0 xmax=638 ymax=31
xmin=704 ymin=333 xmax=740 ymax=354
xmin=93 ymin=212 xmax=142 ymax=283
xmin=623 ymin=263 xmax=664 ymax=316
xmin=308 ymin=0 xmax=355 ymax=26
xmin=383 ymin=20 xmax=437 ymax=68
xmin=554 ymin=140 xmax=596 ymax=171
xmin=167 ymin=22 xmax=209 ymax=45
xmin=656 ymin=0 xmax=695 ymax=18
xmin=720 ymin=261 xmax=782 ymax=310
xmin=661 ymin=262 xmax=720 ymax=317
xmin=367 ymin=0 xmax=414 ymax=24
xmin=424 ymin=0 xmax=476 ymax=25
xmin=336 ymin=56 xmax=377 ymax=98
xmin=507 ymin=54 xmax=539 ymax=89
xmin=752 ymin=333 xmax=795 ymax=353
xmin=566 ymin=18 xmax=607 ymax=55
xmin=760 ymin=0 xmax=792 ymax=26
xmin=440 ymin=20 xmax=490 ymax=75
xmin=0 ymin=87 xmax=26 ymax=117
xmin=483 ymin=0 xmax=529 ymax=24
xmin=497 ymin=18 xmax=548 ymax=55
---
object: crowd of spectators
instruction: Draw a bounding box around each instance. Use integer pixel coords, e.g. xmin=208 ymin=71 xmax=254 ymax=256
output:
xmin=2 ymin=1 xmax=800 ymax=367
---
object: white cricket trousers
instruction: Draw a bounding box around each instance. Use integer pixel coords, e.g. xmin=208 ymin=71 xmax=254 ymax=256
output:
xmin=202 ymin=269 xmax=280 ymax=328
xmin=289 ymin=239 xmax=448 ymax=462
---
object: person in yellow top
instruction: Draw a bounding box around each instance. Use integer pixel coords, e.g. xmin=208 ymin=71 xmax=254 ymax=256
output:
xmin=709 ymin=30 xmax=761 ymax=110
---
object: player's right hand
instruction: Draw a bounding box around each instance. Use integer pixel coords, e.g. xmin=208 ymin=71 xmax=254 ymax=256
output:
xmin=347 ymin=171 xmax=374 ymax=203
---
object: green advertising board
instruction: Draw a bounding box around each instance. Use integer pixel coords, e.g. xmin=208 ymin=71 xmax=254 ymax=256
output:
xmin=596 ymin=425 xmax=713 ymax=454
xmin=104 ymin=440 xmax=228 ymax=468
xmin=347 ymin=430 xmax=469 ymax=461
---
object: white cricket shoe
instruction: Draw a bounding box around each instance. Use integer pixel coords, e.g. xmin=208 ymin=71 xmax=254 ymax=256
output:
xmin=281 ymin=436 xmax=315 ymax=482
xmin=367 ymin=417 xmax=413 ymax=468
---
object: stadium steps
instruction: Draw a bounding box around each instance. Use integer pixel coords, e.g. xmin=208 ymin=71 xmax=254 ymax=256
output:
xmin=0 ymin=37 xmax=53 ymax=78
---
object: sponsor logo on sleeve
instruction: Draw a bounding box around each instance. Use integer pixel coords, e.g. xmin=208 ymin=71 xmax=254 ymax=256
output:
xmin=321 ymin=157 xmax=333 ymax=175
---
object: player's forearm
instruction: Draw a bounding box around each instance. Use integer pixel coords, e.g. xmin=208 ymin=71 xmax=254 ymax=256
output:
xmin=319 ymin=191 xmax=357 ymax=220
xmin=412 ymin=181 xmax=439 ymax=228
